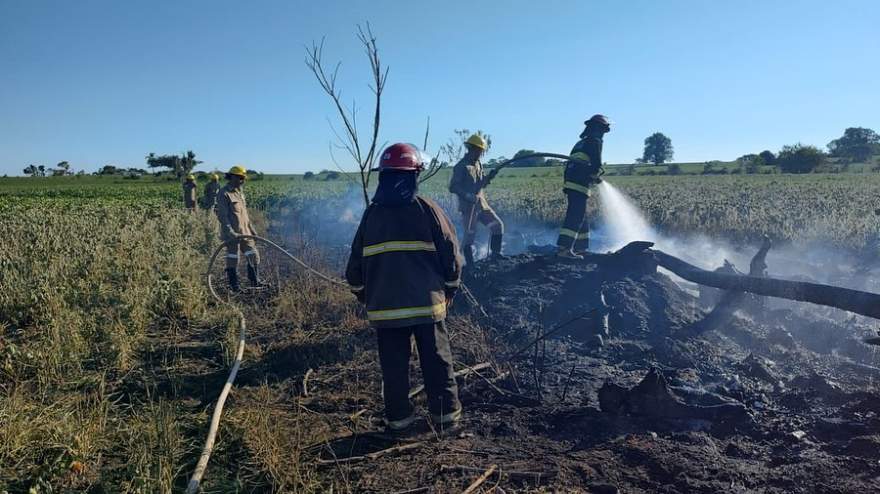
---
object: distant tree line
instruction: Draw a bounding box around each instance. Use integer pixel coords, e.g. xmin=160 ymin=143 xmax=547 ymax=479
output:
xmin=23 ymin=161 xmax=74 ymax=177
xmin=17 ymin=150 xmax=261 ymax=180
xmin=736 ymin=127 xmax=880 ymax=174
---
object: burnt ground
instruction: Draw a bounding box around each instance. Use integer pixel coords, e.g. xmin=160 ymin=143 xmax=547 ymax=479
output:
xmin=174 ymin=212 xmax=880 ymax=493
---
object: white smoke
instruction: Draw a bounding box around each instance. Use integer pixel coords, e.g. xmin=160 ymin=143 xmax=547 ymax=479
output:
xmin=596 ymin=181 xmax=660 ymax=250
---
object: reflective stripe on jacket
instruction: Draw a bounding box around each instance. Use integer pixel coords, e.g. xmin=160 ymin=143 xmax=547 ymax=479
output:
xmin=563 ymin=136 xmax=603 ymax=195
xmin=215 ymin=183 xmax=255 ymax=239
xmin=346 ymin=196 xmax=463 ymax=328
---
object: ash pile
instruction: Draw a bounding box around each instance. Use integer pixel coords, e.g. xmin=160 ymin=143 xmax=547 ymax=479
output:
xmin=455 ymin=243 xmax=880 ymax=491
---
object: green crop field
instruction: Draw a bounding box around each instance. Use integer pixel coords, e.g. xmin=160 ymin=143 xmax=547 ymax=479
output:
xmin=2 ymin=169 xmax=880 ymax=491
xmin=4 ymin=168 xmax=879 ymax=246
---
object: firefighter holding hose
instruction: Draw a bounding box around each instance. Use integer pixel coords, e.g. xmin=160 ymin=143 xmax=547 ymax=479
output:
xmin=215 ymin=165 xmax=264 ymax=291
xmin=346 ymin=143 xmax=463 ymax=432
xmin=556 ymin=114 xmax=611 ymax=259
xmin=449 ymin=133 xmax=505 ymax=265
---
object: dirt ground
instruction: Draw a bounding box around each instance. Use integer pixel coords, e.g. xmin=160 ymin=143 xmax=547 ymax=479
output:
xmin=173 ymin=211 xmax=880 ymax=493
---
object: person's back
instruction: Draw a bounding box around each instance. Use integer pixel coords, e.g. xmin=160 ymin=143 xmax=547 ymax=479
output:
xmin=346 ymin=143 xmax=463 ymax=432
xmin=351 ymin=195 xmax=457 ymax=326
xmin=183 ymin=176 xmax=197 ymax=210
xmin=204 ymin=174 xmax=220 ymax=208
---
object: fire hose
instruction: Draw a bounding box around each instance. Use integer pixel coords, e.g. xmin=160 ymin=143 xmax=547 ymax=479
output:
xmin=463 ymin=151 xmax=600 ymax=233
xmin=186 ymin=234 xmax=485 ymax=492
xmin=186 ymin=235 xmax=345 ymax=493
xmin=188 ymin=154 xmax=594 ymax=490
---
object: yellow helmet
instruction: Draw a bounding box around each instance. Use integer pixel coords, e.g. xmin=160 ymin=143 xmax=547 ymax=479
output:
xmin=465 ymin=133 xmax=487 ymax=150
xmin=186 ymin=174 xmax=195 ymax=181
xmin=227 ymin=165 xmax=247 ymax=179
xmin=210 ymin=173 xmax=219 ymax=181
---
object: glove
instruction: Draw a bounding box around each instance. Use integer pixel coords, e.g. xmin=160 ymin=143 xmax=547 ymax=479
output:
xmin=445 ymin=287 xmax=458 ymax=308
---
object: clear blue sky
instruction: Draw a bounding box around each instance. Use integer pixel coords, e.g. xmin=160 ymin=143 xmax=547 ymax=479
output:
xmin=1 ymin=0 xmax=878 ymax=175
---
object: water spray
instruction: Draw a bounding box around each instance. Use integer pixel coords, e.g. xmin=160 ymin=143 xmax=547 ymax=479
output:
xmin=596 ymin=182 xmax=659 ymax=251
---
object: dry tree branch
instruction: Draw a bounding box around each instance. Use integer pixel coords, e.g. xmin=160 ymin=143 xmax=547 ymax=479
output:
xmin=306 ymin=24 xmax=387 ymax=208
xmin=422 ymin=116 xmax=431 ymax=150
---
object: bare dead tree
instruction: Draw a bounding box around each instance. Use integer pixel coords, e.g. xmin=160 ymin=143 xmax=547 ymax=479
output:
xmin=305 ymin=24 xmax=388 ymax=208
xmin=418 ymin=116 xmax=446 ymax=184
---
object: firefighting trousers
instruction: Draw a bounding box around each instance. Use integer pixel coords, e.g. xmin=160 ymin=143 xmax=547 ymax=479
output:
xmin=376 ymin=320 xmax=461 ymax=422
xmin=460 ymin=204 xmax=504 ymax=246
xmin=557 ymin=190 xmax=590 ymax=252
xmin=224 ymin=237 xmax=260 ymax=269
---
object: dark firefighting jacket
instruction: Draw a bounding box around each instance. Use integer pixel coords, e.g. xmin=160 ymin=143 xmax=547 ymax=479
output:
xmin=345 ymin=196 xmax=463 ymax=328
xmin=563 ymin=135 xmax=603 ymax=196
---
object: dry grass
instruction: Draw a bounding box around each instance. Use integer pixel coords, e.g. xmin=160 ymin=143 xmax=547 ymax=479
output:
xmin=0 ymin=198 xmax=382 ymax=492
xmin=0 ymin=205 xmax=214 ymax=492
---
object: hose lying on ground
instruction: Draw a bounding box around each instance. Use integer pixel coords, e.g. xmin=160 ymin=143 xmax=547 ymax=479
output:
xmin=187 ymin=234 xmax=486 ymax=491
xmin=187 ymin=229 xmax=497 ymax=491
xmin=186 ymin=234 xmax=345 ymax=494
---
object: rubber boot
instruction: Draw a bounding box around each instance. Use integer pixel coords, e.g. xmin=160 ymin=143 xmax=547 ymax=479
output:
xmin=573 ymin=237 xmax=590 ymax=257
xmin=556 ymin=246 xmax=583 ymax=260
xmin=246 ymin=263 xmax=266 ymax=288
xmin=489 ymin=234 xmax=506 ymax=259
xmin=463 ymin=244 xmax=475 ymax=266
xmin=226 ymin=268 xmax=241 ymax=292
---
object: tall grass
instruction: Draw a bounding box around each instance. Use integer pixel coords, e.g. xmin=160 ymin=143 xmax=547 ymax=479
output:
xmin=0 ymin=204 xmax=215 ymax=492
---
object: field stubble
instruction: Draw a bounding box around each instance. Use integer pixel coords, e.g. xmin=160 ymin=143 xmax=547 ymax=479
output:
xmin=2 ymin=171 xmax=880 ymax=492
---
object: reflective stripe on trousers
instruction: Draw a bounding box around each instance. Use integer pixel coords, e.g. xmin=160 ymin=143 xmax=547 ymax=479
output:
xmin=557 ymin=190 xmax=589 ymax=250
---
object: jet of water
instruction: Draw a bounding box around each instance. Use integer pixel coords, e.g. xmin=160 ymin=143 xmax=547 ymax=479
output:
xmin=597 ymin=181 xmax=659 ymax=250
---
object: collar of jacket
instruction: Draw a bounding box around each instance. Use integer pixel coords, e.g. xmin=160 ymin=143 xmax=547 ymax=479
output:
xmin=579 ymin=129 xmax=605 ymax=140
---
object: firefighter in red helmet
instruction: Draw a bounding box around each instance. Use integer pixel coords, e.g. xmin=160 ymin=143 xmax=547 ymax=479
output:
xmin=346 ymin=143 xmax=464 ymax=432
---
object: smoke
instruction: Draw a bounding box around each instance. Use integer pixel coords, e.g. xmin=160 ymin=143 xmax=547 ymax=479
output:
xmin=274 ymin=178 xmax=880 ymax=298
xmin=596 ymin=182 xmax=659 ymax=250
xmin=594 ymin=181 xmax=880 ymax=296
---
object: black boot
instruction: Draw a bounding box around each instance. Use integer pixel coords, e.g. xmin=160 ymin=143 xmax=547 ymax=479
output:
xmin=225 ymin=268 xmax=241 ymax=292
xmin=489 ymin=234 xmax=505 ymax=259
xmin=246 ymin=263 xmax=266 ymax=288
xmin=463 ymin=244 xmax=475 ymax=266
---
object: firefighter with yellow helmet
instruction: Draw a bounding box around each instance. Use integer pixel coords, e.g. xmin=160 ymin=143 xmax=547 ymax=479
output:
xmin=215 ymin=165 xmax=263 ymax=291
xmin=182 ymin=174 xmax=198 ymax=210
xmin=204 ymin=173 xmax=220 ymax=209
xmin=448 ymin=133 xmax=505 ymax=265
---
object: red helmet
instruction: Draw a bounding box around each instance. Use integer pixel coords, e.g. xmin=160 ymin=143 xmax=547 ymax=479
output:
xmin=584 ymin=114 xmax=612 ymax=126
xmin=377 ymin=143 xmax=424 ymax=171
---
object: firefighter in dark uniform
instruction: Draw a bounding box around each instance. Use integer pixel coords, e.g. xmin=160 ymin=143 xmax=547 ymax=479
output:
xmin=557 ymin=114 xmax=611 ymax=259
xmin=346 ymin=142 xmax=464 ymax=432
